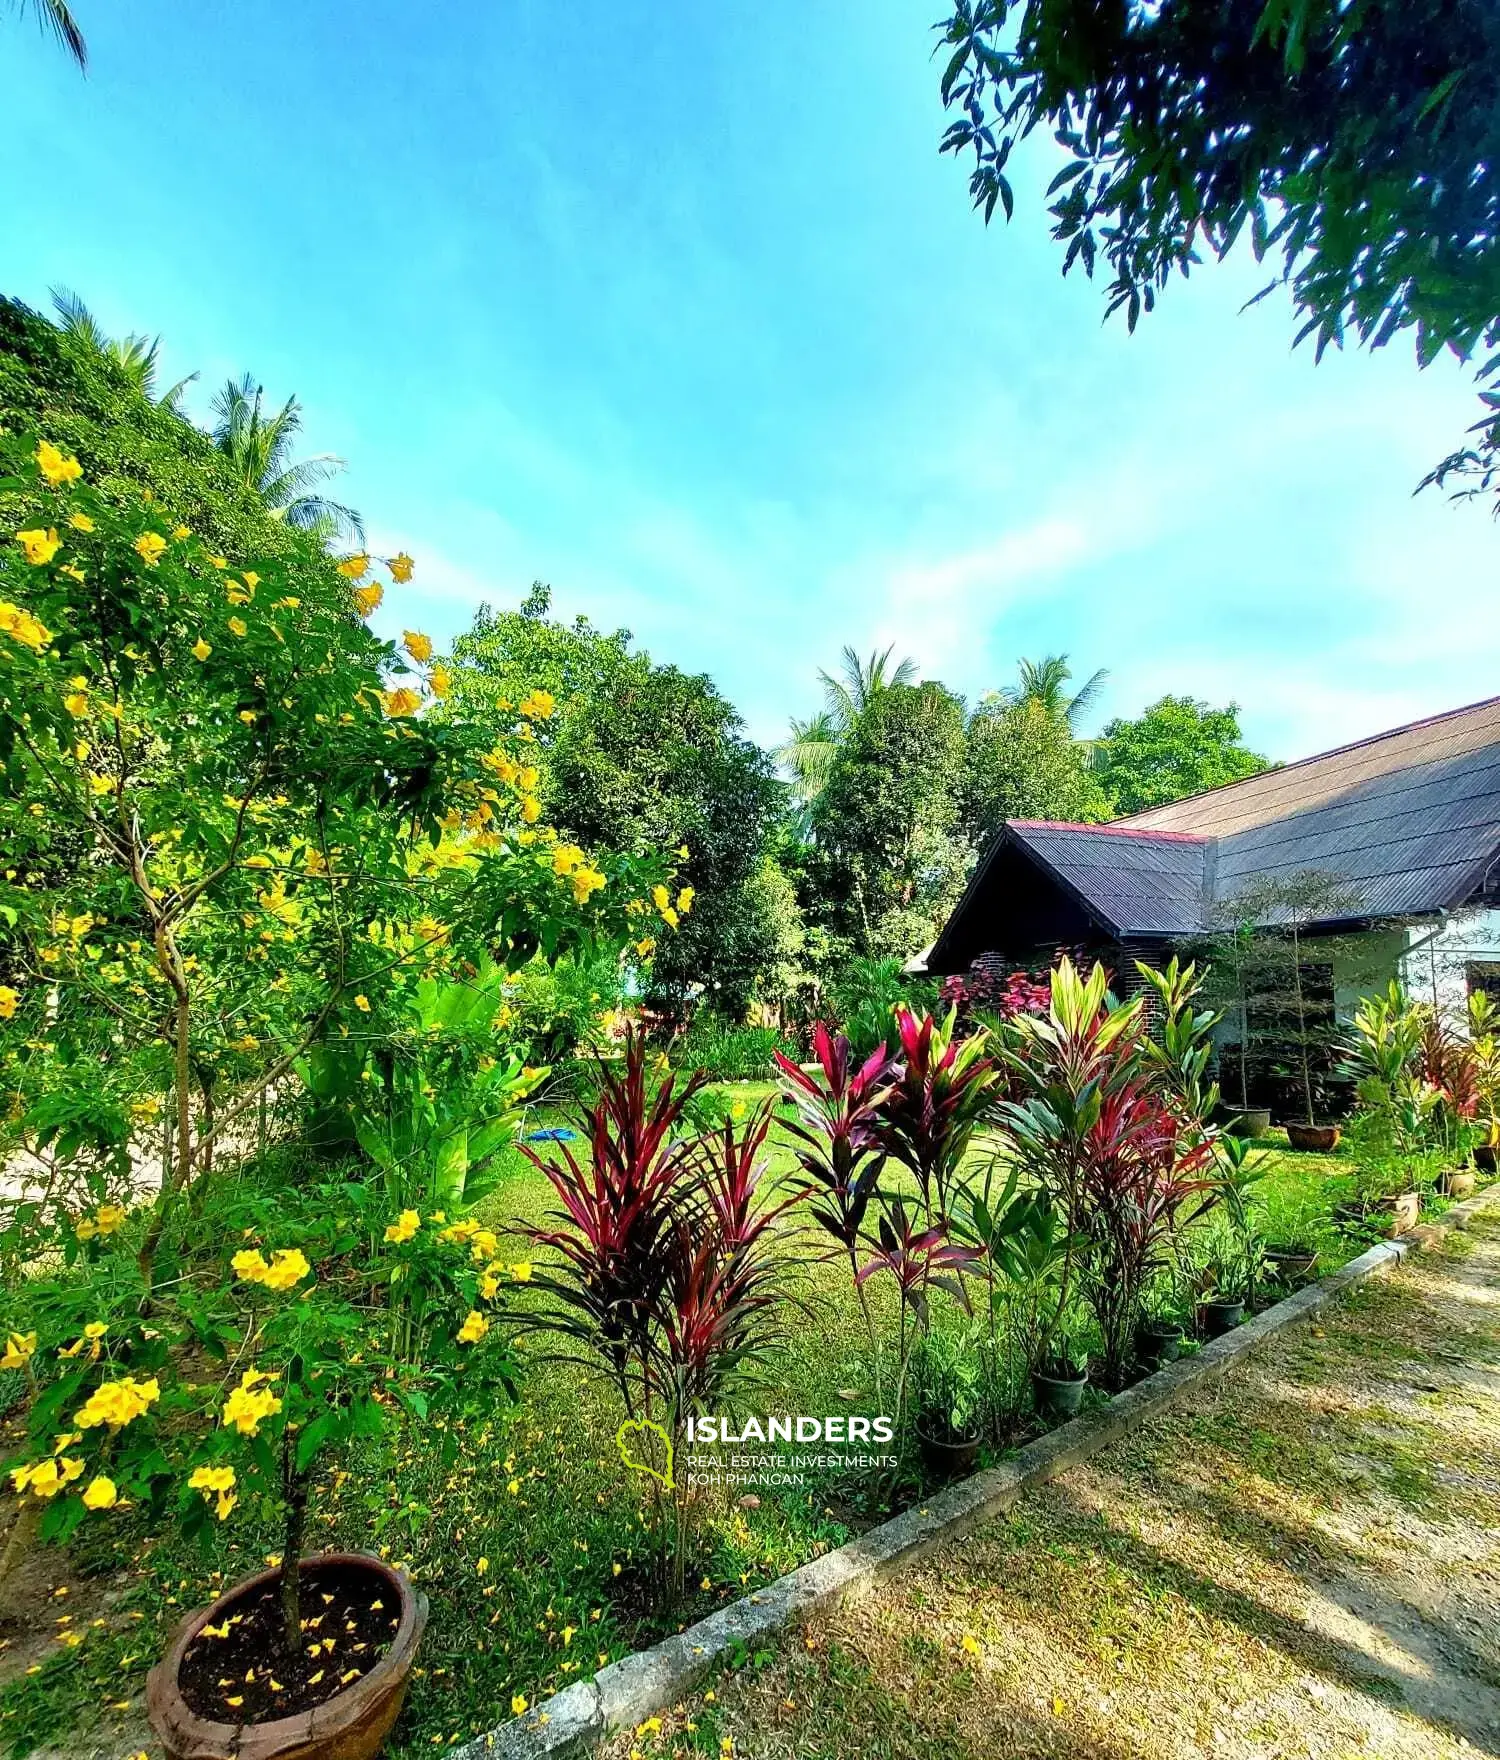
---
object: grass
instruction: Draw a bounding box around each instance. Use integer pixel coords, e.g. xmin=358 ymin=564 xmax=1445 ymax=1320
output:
xmin=0 ymin=1099 xmax=1478 ymax=1760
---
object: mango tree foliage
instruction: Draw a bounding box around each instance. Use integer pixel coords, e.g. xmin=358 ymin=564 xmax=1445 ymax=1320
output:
xmin=0 ymin=433 xmax=673 ymax=1287
xmin=1096 ymin=695 xmax=1269 ymax=816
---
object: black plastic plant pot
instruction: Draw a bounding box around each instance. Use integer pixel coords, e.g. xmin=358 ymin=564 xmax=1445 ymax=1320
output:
xmin=1031 ymin=1364 xmax=1088 ymax=1419
xmin=1264 ymin=1247 xmax=1319 ymax=1285
xmin=915 ymin=1419 xmax=981 ymax=1478
xmin=1135 ymin=1320 xmax=1184 ymax=1370
xmin=1198 ymin=1297 xmax=1245 ymax=1338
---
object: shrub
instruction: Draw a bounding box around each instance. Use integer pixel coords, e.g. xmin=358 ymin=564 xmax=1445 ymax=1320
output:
xmin=520 ymin=1033 xmax=803 ymax=1599
xmin=673 ymin=1013 xmax=793 ymax=1081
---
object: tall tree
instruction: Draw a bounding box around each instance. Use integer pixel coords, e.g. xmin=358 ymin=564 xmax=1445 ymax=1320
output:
xmin=936 ymin=0 xmax=1500 ymax=508
xmin=50 ymin=289 xmax=197 ymax=409
xmin=1096 ymin=695 xmax=1270 ymax=815
xmin=209 ymin=374 xmax=363 ymax=546
xmin=775 ymin=644 xmax=918 ymax=820
xmin=810 ymin=679 xmax=971 ymax=958
xmin=998 ymin=653 xmax=1108 ymax=731
xmin=960 ymin=695 xmax=1110 ymax=844
xmin=8 ymin=0 xmax=85 ymax=67
xmin=445 ymin=587 xmax=791 ymax=1019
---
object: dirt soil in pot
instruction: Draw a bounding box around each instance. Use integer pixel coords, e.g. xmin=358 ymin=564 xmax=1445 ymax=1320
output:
xmin=177 ymin=1560 xmax=398 ymax=1725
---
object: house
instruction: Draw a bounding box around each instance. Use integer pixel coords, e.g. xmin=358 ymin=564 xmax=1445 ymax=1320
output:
xmin=921 ymin=696 xmax=1500 ymax=1101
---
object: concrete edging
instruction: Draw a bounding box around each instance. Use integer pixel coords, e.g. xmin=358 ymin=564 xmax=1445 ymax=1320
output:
xmin=459 ymin=1182 xmax=1500 ymax=1759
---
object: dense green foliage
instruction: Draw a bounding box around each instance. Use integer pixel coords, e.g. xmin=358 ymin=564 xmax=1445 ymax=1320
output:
xmin=1097 ymin=695 xmax=1269 ymax=815
xmin=937 ymin=0 xmax=1500 ymax=506
xmin=445 ymin=587 xmax=793 ymax=1019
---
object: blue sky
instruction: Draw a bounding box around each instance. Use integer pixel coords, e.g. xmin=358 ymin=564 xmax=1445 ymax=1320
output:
xmin=4 ymin=0 xmax=1494 ymax=762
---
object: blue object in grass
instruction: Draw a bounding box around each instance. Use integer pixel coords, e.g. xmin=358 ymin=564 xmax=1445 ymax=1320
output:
xmin=524 ymin=1127 xmax=578 ymax=1142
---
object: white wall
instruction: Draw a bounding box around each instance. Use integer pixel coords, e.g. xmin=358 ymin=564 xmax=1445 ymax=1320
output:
xmin=1398 ymin=907 xmax=1500 ymax=1025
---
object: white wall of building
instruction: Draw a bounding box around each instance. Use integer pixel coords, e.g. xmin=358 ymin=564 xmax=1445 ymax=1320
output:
xmin=1397 ymin=907 xmax=1500 ymax=1025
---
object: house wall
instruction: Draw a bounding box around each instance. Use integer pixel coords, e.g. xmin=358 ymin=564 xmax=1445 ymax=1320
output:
xmin=1396 ymin=906 xmax=1500 ymax=1025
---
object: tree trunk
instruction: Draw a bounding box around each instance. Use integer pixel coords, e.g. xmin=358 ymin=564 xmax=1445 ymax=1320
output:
xmin=279 ymin=1429 xmax=307 ymax=1656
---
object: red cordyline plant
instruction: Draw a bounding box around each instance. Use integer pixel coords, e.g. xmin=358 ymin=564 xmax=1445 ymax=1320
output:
xmin=1073 ymin=1088 xmax=1216 ymax=1388
xmin=776 ymin=1023 xmax=897 ymax=1389
xmin=522 ymin=1032 xmax=802 ymax=1598
xmin=879 ymin=1005 xmax=1003 ymax=1219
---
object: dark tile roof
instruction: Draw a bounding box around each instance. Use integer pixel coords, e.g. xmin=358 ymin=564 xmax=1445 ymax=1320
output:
xmin=927 ymin=696 xmax=1500 ymax=968
xmin=1007 ymin=822 xmax=1208 ymax=936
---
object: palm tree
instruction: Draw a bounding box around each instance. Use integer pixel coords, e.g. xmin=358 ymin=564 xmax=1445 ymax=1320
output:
xmin=209 ymin=375 xmax=364 ymax=546
xmin=998 ymin=654 xmax=1108 ymax=730
xmin=50 ymin=288 xmax=198 ymax=409
xmin=818 ymin=643 xmax=919 ymax=733
xmin=9 ymin=0 xmax=86 ymax=68
xmin=775 ymin=645 xmax=919 ymax=823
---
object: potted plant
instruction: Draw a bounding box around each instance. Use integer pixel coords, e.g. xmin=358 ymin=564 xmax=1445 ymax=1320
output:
xmin=911 ymin=1328 xmax=982 ymax=1476
xmin=1031 ymin=1334 xmax=1089 ymax=1419
xmin=1135 ymin=1313 xmax=1185 ymax=1371
xmin=1259 ymin=1183 xmax=1322 ymax=1286
xmin=1196 ymin=1261 xmax=1246 ymax=1337
xmin=146 ymin=1182 xmax=524 ymax=1760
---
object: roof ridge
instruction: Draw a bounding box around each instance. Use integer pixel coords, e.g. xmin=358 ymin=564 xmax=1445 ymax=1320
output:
xmin=1115 ymin=693 xmax=1500 ymax=825
xmin=1008 ymin=818 xmax=1207 ymax=843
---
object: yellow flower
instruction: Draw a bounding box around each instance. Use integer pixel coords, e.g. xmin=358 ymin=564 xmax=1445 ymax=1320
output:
xmin=380 ymin=687 xmax=421 ymax=718
xmin=676 ymin=887 xmax=694 ymax=915
xmin=0 ymin=600 xmax=53 ymax=650
xmin=89 ymin=773 xmax=113 ymax=796
xmin=172 ymin=524 xmax=192 ymax=540
xmin=81 ymin=1475 xmax=117 ymax=1511
xmin=191 ymin=637 xmax=212 ymax=661
xmin=389 ymin=552 xmax=415 ymax=583
xmin=476 ymin=1556 xmax=488 ymax=1576
xmin=337 ymin=554 xmax=370 ymax=580
xmin=0 ymin=985 xmax=18 ymax=1020
xmin=510 ymin=1261 xmax=533 ymax=1283
xmin=402 ymin=630 xmax=433 ymax=663
xmin=93 ymin=1203 xmax=126 ymax=1236
xmin=1 ymin=1331 xmax=37 ymax=1370
xmin=63 ymin=690 xmax=89 ymax=716
xmin=37 ymin=441 xmax=83 ymax=487
xmin=456 ymin=1311 xmax=489 ymax=1345
xmin=69 ymin=512 xmax=95 ymax=532
xmin=354 ymin=994 xmax=371 ymax=1011
xmin=58 ymin=1321 xmax=109 ymax=1360
xmin=232 ymin=1248 xmax=270 ymax=1283
xmin=228 ymin=616 xmax=248 ymax=637
xmin=16 ymin=528 xmax=62 ymax=567
xmin=429 ymin=664 xmax=451 ymax=699
xmin=511 ymin=1696 xmax=528 ymax=1718
xmin=222 ymin=1371 xmax=282 ymax=1437
xmin=634 ymin=938 xmax=655 ymax=959
xmin=652 ymin=884 xmax=671 ymax=914
xmin=260 ymin=1248 xmax=311 ymax=1292
xmin=189 ymin=1464 xmax=238 ymax=1520
xmin=662 ymin=906 xmax=680 ymax=929
xmin=519 ymin=795 xmax=541 ymax=824
xmin=384 ymin=1209 xmax=421 ymax=1244
xmin=133 ymin=532 xmax=167 ymax=567
xmin=74 ymin=1376 xmax=160 ymax=1431
xmin=478 ymin=1271 xmax=501 ymax=1301
xmin=353 ymin=583 xmax=383 ymax=617
xmin=518 ymin=689 xmax=555 ymax=720
xmin=9 ymin=1456 xmax=83 ymax=1500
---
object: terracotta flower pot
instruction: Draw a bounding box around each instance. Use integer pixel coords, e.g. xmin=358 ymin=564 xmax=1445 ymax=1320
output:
xmin=147 ymin=1553 xmax=426 ymax=1760
xmin=1383 ymin=1190 xmax=1422 ymax=1235
xmin=1285 ymin=1122 xmax=1341 ymax=1153
xmin=1440 ymin=1169 xmax=1477 ymax=1200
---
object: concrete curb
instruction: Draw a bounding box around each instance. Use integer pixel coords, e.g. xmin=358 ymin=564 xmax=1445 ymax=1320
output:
xmin=459 ymin=1182 xmax=1500 ymax=1759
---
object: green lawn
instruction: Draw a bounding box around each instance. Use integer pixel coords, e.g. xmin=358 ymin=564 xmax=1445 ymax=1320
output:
xmin=0 ymin=1096 xmax=1462 ymax=1760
